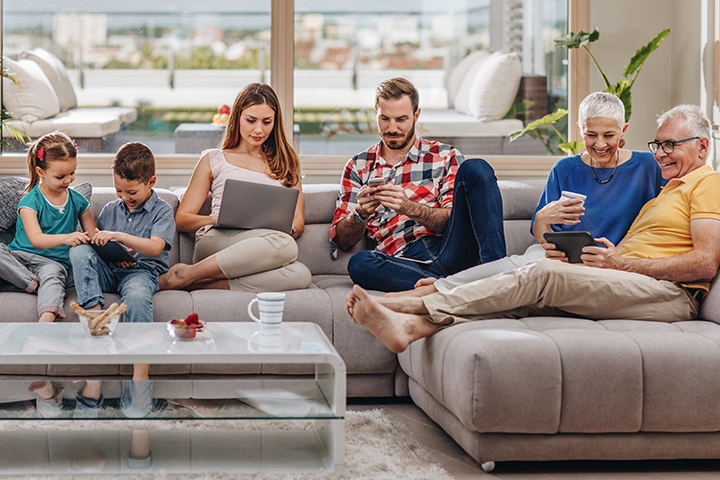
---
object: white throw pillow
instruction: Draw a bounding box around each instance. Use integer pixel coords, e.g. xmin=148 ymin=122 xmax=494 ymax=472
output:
xmin=20 ymin=48 xmax=77 ymax=111
xmin=454 ymin=53 xmax=490 ymax=115
xmin=446 ymin=50 xmax=491 ymax=108
xmin=465 ymin=51 xmax=523 ymax=121
xmin=2 ymin=57 xmax=60 ymax=122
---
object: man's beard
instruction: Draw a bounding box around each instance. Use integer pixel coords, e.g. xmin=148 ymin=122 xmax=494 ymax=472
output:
xmin=381 ymin=123 xmax=415 ymax=151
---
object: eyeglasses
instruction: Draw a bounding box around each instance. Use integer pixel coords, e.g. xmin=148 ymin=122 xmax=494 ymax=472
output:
xmin=648 ymin=137 xmax=700 ymax=154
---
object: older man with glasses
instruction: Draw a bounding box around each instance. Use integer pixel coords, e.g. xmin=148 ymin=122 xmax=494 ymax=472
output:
xmin=346 ymin=104 xmax=720 ymax=354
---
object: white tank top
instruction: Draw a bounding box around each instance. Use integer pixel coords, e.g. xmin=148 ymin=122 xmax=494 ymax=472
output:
xmin=206 ymin=148 xmax=283 ymax=217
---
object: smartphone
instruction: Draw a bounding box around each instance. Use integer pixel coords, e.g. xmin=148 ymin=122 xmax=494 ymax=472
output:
xmin=543 ymin=231 xmax=596 ymax=263
xmin=368 ymin=177 xmax=386 ymax=187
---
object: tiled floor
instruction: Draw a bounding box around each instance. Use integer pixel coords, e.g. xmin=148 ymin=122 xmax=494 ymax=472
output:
xmin=349 ymin=398 xmax=720 ymax=479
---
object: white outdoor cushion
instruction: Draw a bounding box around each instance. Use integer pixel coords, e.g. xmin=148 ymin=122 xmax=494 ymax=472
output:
xmin=446 ymin=50 xmax=491 ymax=108
xmin=461 ymin=51 xmax=523 ymax=121
xmin=2 ymin=57 xmax=60 ymax=123
xmin=453 ymin=53 xmax=490 ymax=115
xmin=3 ymin=110 xmax=121 ymax=138
xmin=416 ymin=109 xmax=523 ymax=138
xmin=20 ymin=48 xmax=77 ymax=112
xmin=72 ymin=107 xmax=137 ymax=126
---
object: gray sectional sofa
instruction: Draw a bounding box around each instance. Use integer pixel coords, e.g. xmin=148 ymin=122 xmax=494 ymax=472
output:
xmin=2 ymin=177 xmax=720 ymax=470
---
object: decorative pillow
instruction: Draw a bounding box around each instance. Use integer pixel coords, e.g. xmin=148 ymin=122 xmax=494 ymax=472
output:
xmin=453 ymin=53 xmax=490 ymax=115
xmin=446 ymin=50 xmax=491 ymax=108
xmin=462 ymin=51 xmax=523 ymax=121
xmin=20 ymin=48 xmax=77 ymax=112
xmin=72 ymin=182 xmax=93 ymax=205
xmin=2 ymin=57 xmax=61 ymax=122
xmin=0 ymin=177 xmax=29 ymax=231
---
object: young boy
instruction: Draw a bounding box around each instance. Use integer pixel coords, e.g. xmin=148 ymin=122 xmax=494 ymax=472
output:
xmin=70 ymin=142 xmax=175 ymax=380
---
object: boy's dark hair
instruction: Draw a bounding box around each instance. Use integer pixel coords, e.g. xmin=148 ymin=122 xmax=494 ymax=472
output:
xmin=112 ymin=142 xmax=155 ymax=183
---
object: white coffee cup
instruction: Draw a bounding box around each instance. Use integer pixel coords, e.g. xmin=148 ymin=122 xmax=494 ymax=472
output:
xmin=247 ymin=292 xmax=286 ymax=330
xmin=560 ymin=190 xmax=587 ymax=206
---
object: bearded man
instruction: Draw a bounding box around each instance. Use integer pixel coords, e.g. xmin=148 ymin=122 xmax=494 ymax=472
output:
xmin=330 ymin=77 xmax=506 ymax=292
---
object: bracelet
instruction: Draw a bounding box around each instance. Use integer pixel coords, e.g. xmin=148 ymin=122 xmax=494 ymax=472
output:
xmin=291 ymin=224 xmax=297 ymax=235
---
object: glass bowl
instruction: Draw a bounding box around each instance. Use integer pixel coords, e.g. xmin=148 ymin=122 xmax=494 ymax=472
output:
xmin=80 ymin=310 xmax=121 ymax=337
xmin=167 ymin=320 xmax=204 ymax=341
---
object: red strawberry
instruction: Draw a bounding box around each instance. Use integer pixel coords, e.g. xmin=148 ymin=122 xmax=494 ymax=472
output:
xmin=184 ymin=313 xmax=200 ymax=325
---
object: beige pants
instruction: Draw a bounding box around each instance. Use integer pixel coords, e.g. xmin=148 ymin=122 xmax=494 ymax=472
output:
xmin=422 ymin=259 xmax=698 ymax=325
xmin=194 ymin=226 xmax=311 ymax=292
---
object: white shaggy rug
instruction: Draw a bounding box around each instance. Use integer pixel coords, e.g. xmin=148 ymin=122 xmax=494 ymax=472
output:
xmin=0 ymin=408 xmax=454 ymax=480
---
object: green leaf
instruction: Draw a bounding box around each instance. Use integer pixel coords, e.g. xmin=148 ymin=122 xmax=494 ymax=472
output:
xmin=604 ymin=81 xmax=633 ymax=122
xmin=509 ymin=109 xmax=568 ymax=142
xmin=559 ymin=141 xmax=585 ymax=155
xmin=624 ymin=28 xmax=670 ymax=78
xmin=554 ymin=27 xmax=600 ymax=49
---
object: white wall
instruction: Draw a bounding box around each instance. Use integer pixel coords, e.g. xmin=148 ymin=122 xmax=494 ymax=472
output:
xmin=588 ymin=0 xmax=704 ymax=150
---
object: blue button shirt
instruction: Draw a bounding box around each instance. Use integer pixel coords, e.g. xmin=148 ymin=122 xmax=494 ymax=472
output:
xmin=97 ymin=190 xmax=175 ymax=276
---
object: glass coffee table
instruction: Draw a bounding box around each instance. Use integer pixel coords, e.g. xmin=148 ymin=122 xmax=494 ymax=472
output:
xmin=0 ymin=322 xmax=346 ymax=475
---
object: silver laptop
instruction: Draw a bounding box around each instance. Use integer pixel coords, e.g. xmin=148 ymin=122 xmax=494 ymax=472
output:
xmin=216 ymin=179 xmax=298 ymax=232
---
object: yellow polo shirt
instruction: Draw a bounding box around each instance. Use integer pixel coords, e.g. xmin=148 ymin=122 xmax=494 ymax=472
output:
xmin=620 ymin=165 xmax=720 ymax=291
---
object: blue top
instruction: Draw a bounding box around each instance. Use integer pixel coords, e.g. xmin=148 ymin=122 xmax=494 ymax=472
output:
xmin=531 ymin=151 xmax=665 ymax=245
xmin=8 ymin=185 xmax=90 ymax=269
xmin=97 ymin=190 xmax=175 ymax=276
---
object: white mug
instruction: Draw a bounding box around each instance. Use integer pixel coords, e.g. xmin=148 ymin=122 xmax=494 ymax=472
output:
xmin=247 ymin=292 xmax=286 ymax=329
xmin=560 ymin=190 xmax=587 ymax=207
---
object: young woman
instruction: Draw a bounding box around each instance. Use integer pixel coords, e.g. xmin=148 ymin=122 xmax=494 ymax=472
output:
xmin=0 ymin=131 xmax=97 ymax=322
xmin=160 ymin=83 xmax=311 ymax=292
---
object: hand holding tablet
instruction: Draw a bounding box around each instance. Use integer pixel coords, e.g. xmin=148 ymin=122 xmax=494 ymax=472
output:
xmin=543 ymin=231 xmax=597 ymax=263
xmin=91 ymin=240 xmax=135 ymax=264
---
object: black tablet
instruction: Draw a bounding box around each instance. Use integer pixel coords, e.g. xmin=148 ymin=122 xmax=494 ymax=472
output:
xmin=91 ymin=240 xmax=135 ymax=264
xmin=543 ymin=231 xmax=596 ymax=263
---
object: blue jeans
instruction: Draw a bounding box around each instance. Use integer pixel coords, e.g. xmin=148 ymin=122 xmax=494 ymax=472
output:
xmin=347 ymin=158 xmax=506 ymax=292
xmin=74 ymin=380 xmax=168 ymax=419
xmin=70 ymin=244 xmax=159 ymax=323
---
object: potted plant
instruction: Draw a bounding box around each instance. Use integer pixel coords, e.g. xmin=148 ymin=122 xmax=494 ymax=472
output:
xmin=510 ymin=27 xmax=670 ymax=155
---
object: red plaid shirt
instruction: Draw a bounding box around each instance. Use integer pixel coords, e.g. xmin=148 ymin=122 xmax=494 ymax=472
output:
xmin=330 ymin=136 xmax=464 ymax=257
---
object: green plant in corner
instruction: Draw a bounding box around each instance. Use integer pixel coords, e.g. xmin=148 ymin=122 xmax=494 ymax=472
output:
xmin=1 ymin=60 xmax=30 ymax=147
xmin=510 ymin=26 xmax=670 ymax=154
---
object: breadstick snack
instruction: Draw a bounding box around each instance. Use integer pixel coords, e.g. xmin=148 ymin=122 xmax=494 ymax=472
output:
xmin=79 ymin=302 xmax=127 ymax=336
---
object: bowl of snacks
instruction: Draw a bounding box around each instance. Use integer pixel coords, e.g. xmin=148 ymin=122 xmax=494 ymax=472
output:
xmin=72 ymin=301 xmax=126 ymax=337
xmin=167 ymin=313 xmax=204 ymax=341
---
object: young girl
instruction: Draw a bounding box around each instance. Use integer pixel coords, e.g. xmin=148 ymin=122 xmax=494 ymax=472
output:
xmin=0 ymin=131 xmax=97 ymax=322
xmin=159 ymin=83 xmax=311 ymax=292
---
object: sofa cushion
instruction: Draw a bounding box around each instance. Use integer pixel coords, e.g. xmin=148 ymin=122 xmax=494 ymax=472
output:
xmin=446 ymin=50 xmax=491 ymax=108
xmin=456 ymin=51 xmax=523 ymax=121
xmin=453 ymin=53 xmax=489 ymax=116
xmin=699 ymin=273 xmax=720 ymax=323
xmin=20 ymin=48 xmax=77 ymax=112
xmin=0 ymin=177 xmax=28 ymax=231
xmin=2 ymin=57 xmax=61 ymax=122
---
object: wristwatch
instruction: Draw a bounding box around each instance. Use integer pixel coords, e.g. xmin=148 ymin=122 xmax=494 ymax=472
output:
xmin=352 ymin=209 xmax=368 ymax=224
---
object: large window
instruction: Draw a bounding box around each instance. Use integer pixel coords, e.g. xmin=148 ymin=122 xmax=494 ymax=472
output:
xmin=292 ymin=0 xmax=568 ymax=156
xmin=1 ymin=1 xmax=567 ymax=157
xmin=2 ymin=1 xmax=271 ymax=154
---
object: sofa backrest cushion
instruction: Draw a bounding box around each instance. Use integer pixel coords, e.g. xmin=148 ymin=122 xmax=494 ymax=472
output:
xmin=700 ymin=273 xmax=720 ymax=323
xmin=456 ymin=51 xmax=523 ymax=121
xmin=446 ymin=50 xmax=491 ymax=108
xmin=2 ymin=57 xmax=61 ymax=122
xmin=20 ymin=49 xmax=77 ymax=112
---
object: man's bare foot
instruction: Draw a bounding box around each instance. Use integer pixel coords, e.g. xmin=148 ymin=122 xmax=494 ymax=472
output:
xmin=349 ymin=285 xmax=440 ymax=353
xmin=159 ymin=264 xmax=190 ymax=290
